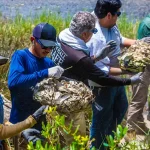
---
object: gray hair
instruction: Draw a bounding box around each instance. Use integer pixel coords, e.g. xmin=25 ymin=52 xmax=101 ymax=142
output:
xmin=69 ymin=11 xmax=96 ymax=37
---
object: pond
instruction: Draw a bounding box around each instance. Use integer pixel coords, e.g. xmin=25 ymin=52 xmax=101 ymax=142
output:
xmin=0 ymin=0 xmax=150 ymax=20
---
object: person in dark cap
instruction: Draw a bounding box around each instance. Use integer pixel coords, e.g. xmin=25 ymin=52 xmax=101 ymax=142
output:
xmin=8 ymin=23 xmax=64 ymax=131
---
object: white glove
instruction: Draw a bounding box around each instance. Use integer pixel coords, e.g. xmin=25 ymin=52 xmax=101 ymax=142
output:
xmin=95 ymin=40 xmax=117 ymax=61
xmin=48 ymin=66 xmax=64 ymax=79
xmin=130 ymin=72 xmax=143 ymax=85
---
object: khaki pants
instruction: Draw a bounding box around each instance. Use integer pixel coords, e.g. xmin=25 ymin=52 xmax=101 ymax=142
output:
xmin=60 ymin=111 xmax=86 ymax=145
xmin=127 ymin=68 xmax=150 ymax=129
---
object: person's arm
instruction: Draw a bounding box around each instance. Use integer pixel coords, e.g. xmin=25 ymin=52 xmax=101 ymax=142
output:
xmin=77 ymin=57 xmax=131 ymax=86
xmin=122 ymin=38 xmax=136 ymax=48
xmin=0 ymin=105 xmax=47 ymax=140
xmin=109 ymin=67 xmax=123 ymax=76
xmin=0 ymin=115 xmax=36 ymax=140
xmin=8 ymin=51 xmax=53 ymax=89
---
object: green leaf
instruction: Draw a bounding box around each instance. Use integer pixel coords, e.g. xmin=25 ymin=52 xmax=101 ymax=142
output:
xmin=103 ymin=142 xmax=109 ymax=147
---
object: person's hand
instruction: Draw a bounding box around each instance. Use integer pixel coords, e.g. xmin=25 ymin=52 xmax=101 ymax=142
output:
xmin=21 ymin=128 xmax=46 ymax=144
xmin=130 ymin=72 xmax=143 ymax=85
xmin=48 ymin=66 xmax=64 ymax=79
xmin=140 ymin=37 xmax=150 ymax=44
xmin=32 ymin=105 xmax=48 ymax=121
xmin=95 ymin=40 xmax=117 ymax=61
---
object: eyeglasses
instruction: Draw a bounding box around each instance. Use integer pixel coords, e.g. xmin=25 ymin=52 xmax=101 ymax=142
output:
xmin=90 ymin=28 xmax=98 ymax=34
xmin=35 ymin=38 xmax=55 ymax=50
xmin=114 ymin=11 xmax=121 ymax=17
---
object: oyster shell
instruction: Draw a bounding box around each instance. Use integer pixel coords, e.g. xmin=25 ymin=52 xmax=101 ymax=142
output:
xmin=33 ymin=78 xmax=94 ymax=114
xmin=118 ymin=41 xmax=150 ymax=72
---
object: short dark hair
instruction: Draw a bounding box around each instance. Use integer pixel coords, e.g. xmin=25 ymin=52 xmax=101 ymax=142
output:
xmin=94 ymin=0 xmax=122 ymax=19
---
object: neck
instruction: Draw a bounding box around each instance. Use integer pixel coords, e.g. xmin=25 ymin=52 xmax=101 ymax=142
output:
xmin=99 ymin=18 xmax=110 ymax=28
xmin=29 ymin=46 xmax=40 ymax=58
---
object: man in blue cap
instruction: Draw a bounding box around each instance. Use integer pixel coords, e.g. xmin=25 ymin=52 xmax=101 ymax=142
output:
xmin=8 ymin=23 xmax=64 ymax=131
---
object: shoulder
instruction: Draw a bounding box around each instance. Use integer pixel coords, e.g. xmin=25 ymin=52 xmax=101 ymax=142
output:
xmin=112 ymin=25 xmax=120 ymax=33
xmin=44 ymin=57 xmax=55 ymax=67
xmin=12 ymin=48 xmax=28 ymax=57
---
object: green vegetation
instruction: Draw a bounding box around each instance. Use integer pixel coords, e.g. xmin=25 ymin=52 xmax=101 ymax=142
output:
xmin=28 ymin=107 xmax=95 ymax=150
xmin=28 ymin=107 xmax=150 ymax=150
xmin=0 ymin=11 xmax=139 ymax=99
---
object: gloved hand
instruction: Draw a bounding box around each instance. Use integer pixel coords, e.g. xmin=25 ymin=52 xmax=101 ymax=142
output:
xmin=21 ymin=128 xmax=46 ymax=144
xmin=32 ymin=105 xmax=48 ymax=121
xmin=0 ymin=56 xmax=9 ymax=65
xmin=95 ymin=40 xmax=117 ymax=61
xmin=140 ymin=37 xmax=150 ymax=44
xmin=48 ymin=66 xmax=64 ymax=79
xmin=130 ymin=72 xmax=143 ymax=85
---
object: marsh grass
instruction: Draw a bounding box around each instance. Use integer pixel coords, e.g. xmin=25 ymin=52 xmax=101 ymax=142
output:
xmin=0 ymin=12 xmax=139 ymax=100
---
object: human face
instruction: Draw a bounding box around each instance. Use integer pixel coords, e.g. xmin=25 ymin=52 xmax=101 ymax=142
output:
xmin=81 ymin=27 xmax=98 ymax=43
xmin=31 ymin=37 xmax=54 ymax=58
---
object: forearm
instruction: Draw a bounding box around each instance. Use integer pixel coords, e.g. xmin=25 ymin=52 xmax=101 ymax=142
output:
xmin=109 ymin=67 xmax=123 ymax=76
xmin=8 ymin=69 xmax=48 ymax=89
xmin=81 ymin=57 xmax=131 ymax=86
xmin=0 ymin=116 xmax=36 ymax=140
xmin=123 ymin=38 xmax=136 ymax=47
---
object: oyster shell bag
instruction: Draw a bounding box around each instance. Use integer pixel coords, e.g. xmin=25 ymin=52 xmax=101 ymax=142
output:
xmin=118 ymin=41 xmax=150 ymax=73
xmin=33 ymin=77 xmax=94 ymax=114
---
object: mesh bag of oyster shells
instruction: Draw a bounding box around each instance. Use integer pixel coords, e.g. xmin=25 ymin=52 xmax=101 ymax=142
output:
xmin=118 ymin=41 xmax=150 ymax=72
xmin=33 ymin=77 xmax=94 ymax=114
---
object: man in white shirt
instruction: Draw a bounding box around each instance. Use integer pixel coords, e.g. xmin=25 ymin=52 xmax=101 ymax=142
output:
xmin=87 ymin=0 xmax=136 ymax=149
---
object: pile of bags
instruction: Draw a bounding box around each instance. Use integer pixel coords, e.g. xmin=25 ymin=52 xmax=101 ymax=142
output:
xmin=118 ymin=41 xmax=150 ymax=72
xmin=33 ymin=77 xmax=94 ymax=114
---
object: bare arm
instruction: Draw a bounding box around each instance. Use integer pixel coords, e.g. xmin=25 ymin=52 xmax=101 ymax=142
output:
xmin=109 ymin=67 xmax=123 ymax=76
xmin=123 ymin=38 xmax=136 ymax=47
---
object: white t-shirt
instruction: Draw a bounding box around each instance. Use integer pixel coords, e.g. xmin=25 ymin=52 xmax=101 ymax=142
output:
xmin=87 ymin=13 xmax=126 ymax=74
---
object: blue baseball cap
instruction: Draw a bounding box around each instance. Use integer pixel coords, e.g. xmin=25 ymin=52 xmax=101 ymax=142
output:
xmin=33 ymin=23 xmax=57 ymax=47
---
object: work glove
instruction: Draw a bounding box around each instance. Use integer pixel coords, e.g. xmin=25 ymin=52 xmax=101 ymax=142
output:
xmin=130 ymin=72 xmax=143 ymax=85
xmin=95 ymin=40 xmax=117 ymax=61
xmin=0 ymin=56 xmax=9 ymax=65
xmin=140 ymin=37 xmax=150 ymax=44
xmin=32 ymin=105 xmax=48 ymax=121
xmin=48 ymin=66 xmax=64 ymax=79
xmin=21 ymin=128 xmax=46 ymax=144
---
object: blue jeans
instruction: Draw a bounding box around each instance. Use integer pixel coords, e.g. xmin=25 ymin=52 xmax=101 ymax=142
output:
xmin=0 ymin=95 xmax=4 ymax=124
xmin=90 ymin=86 xmax=128 ymax=150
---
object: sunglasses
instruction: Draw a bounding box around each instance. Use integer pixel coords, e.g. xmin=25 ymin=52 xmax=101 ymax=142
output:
xmin=113 ymin=11 xmax=121 ymax=17
xmin=35 ymin=38 xmax=55 ymax=50
xmin=90 ymin=28 xmax=98 ymax=34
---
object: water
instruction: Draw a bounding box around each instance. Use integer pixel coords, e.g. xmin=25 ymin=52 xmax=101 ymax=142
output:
xmin=0 ymin=0 xmax=150 ymax=20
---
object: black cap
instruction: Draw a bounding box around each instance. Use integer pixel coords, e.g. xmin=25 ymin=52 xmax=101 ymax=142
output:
xmin=33 ymin=23 xmax=57 ymax=46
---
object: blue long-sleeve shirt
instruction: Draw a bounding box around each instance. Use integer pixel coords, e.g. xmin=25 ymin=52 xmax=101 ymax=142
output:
xmin=8 ymin=48 xmax=55 ymax=125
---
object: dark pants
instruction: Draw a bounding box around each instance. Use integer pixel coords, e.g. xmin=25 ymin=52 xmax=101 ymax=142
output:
xmin=0 ymin=95 xmax=4 ymax=124
xmin=0 ymin=95 xmax=4 ymax=150
xmin=90 ymin=86 xmax=128 ymax=150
